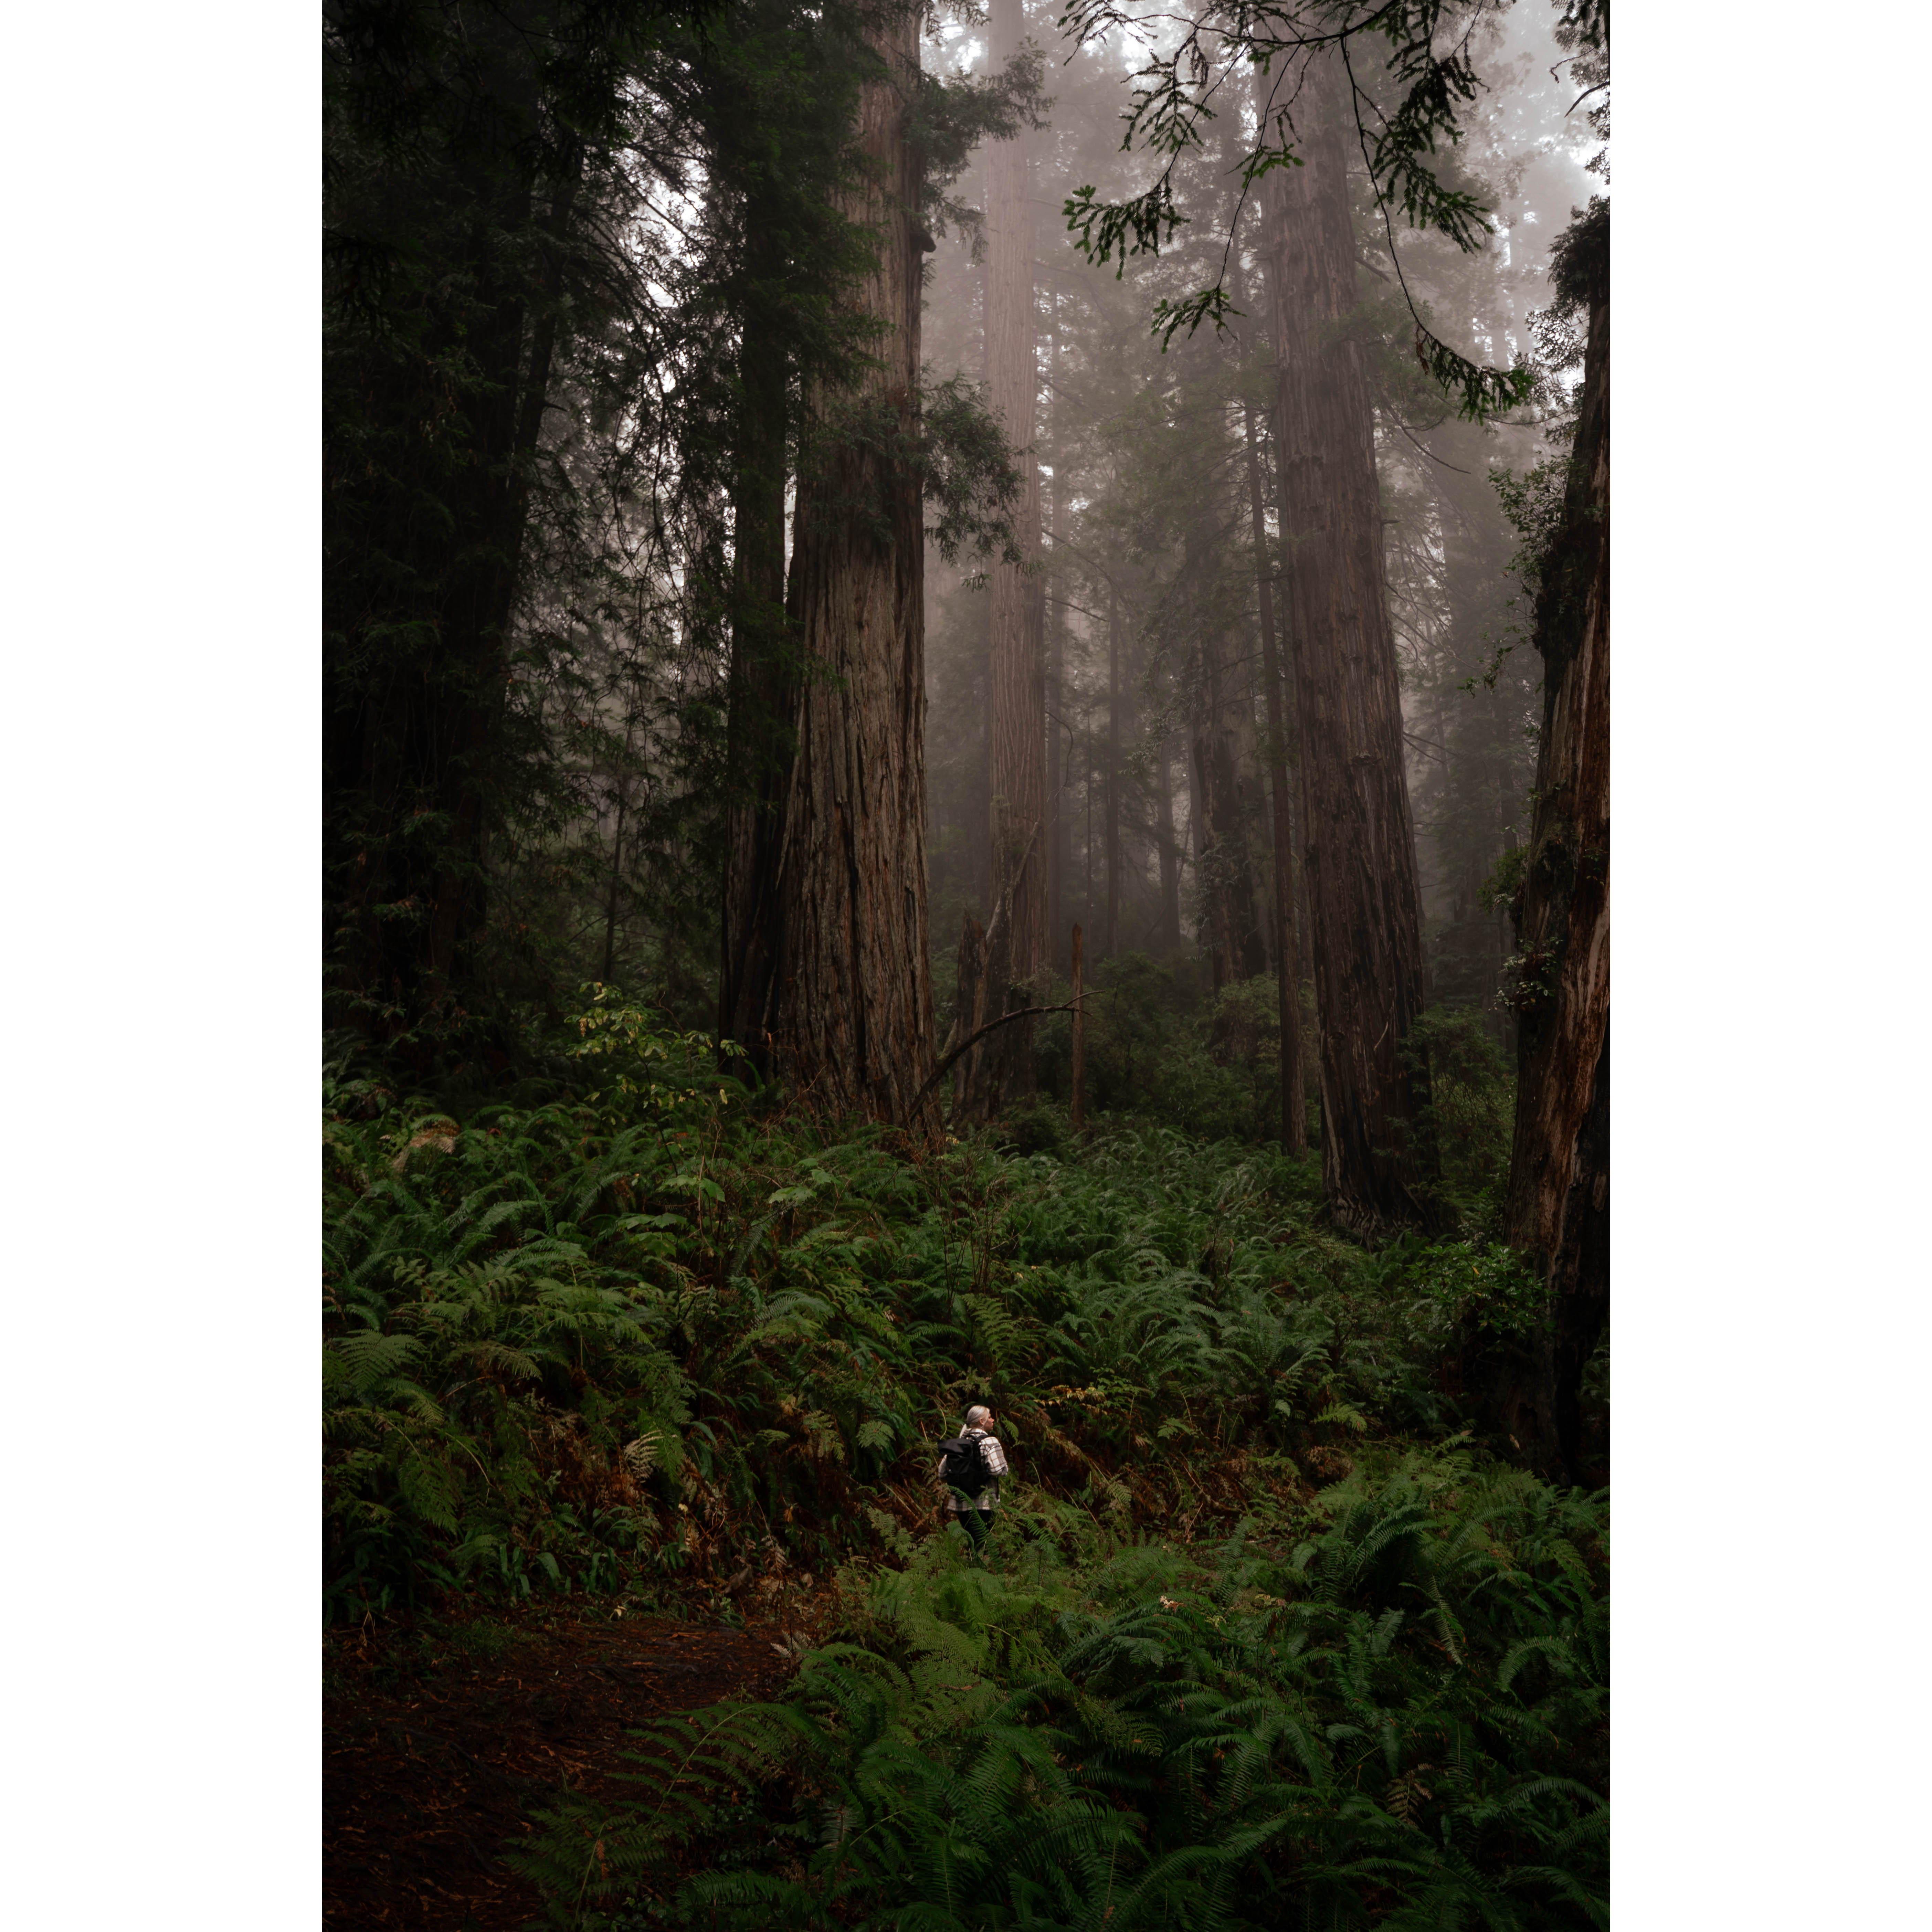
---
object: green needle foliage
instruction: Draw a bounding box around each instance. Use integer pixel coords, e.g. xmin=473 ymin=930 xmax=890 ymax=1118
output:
xmin=1055 ymin=0 xmax=1534 ymax=415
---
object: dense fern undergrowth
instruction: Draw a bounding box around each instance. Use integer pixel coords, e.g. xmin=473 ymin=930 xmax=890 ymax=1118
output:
xmin=513 ymin=1471 xmax=1606 ymax=1931
xmin=325 ymin=996 xmax=1606 ymax=1928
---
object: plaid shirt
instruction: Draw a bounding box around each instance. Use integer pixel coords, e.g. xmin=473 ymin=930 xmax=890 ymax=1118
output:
xmin=938 ymin=1427 xmax=1009 ymax=1511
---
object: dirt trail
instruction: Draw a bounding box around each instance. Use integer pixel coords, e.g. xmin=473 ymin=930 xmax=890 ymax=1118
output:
xmin=325 ymin=1603 xmax=798 ymax=1931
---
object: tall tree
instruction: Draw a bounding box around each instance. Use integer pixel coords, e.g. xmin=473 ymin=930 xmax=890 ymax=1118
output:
xmin=1243 ymin=395 xmax=1309 ymax=1151
xmin=1265 ymin=50 xmax=1437 ymax=1232
xmin=717 ymin=199 xmax=799 ymax=1065
xmin=1103 ymin=587 xmax=1123 ymax=957
xmin=1183 ymin=509 xmax=1269 ymax=993
xmin=1228 ymin=128 xmax=1308 ymax=1147
xmin=324 ymin=0 xmax=670 ymax=1051
xmin=973 ymin=0 xmax=1047 ymax=1112
xmin=1152 ymin=732 xmax=1184 ymax=954
xmin=1042 ymin=288 xmax=1068 ymax=971
xmin=715 ymin=2 xmax=865 ymax=1068
xmin=751 ymin=1 xmax=939 ymax=1128
xmin=1505 ymin=196 xmax=1609 ymax=1480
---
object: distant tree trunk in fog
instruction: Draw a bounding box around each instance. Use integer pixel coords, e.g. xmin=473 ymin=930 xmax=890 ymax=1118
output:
xmin=1184 ymin=526 xmax=1268 ymax=993
xmin=1153 ymin=732 xmax=1183 ymax=953
xmin=1069 ymin=920 xmax=1086 ymax=1127
xmin=1044 ymin=310 xmax=1066 ymax=971
xmin=1185 ymin=712 xmax=1268 ymax=992
xmin=1506 ymin=205 xmax=1609 ymax=1483
xmin=603 ymin=715 xmax=637 ymax=985
xmin=972 ymin=0 xmax=1045 ymax=1114
xmin=1082 ymin=737 xmax=1094 ymax=931
xmin=1266 ymin=53 xmax=1435 ymax=1232
xmin=1242 ymin=399 xmax=1308 ymax=1153
xmin=1104 ymin=588 xmax=1122 ymax=957
xmin=720 ymin=218 xmax=795 ymax=1067
xmin=951 ymin=909 xmax=989 ymax=1112
xmin=756 ymin=9 xmax=938 ymax=1130
xmin=1045 ymin=572 xmax=1065 ymax=974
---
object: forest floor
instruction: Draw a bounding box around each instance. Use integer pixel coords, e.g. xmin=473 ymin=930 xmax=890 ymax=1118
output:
xmin=323 ymin=1599 xmax=804 ymax=1931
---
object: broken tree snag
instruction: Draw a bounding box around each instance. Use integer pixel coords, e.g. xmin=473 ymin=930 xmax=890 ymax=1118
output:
xmin=1505 ymin=202 xmax=1609 ymax=1482
xmin=759 ymin=4 xmax=939 ymax=1133
xmin=1265 ymin=48 xmax=1436 ymax=1232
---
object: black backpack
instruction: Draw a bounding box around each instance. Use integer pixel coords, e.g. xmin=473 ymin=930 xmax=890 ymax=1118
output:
xmin=938 ymin=1433 xmax=991 ymax=1498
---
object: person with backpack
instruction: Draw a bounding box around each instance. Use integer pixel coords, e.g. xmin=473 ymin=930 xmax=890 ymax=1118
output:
xmin=936 ymin=1404 xmax=1009 ymax=1558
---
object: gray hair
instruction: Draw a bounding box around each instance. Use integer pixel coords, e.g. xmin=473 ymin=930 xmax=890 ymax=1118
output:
xmin=965 ymin=1404 xmax=992 ymax=1428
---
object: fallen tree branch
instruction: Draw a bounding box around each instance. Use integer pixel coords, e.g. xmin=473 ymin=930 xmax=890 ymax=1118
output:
xmin=911 ymin=1000 xmax=1082 ymax=1120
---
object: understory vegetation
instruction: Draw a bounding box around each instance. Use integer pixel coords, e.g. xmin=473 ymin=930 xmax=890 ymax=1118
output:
xmin=513 ymin=1468 xmax=1606 ymax=1930
xmin=325 ymin=997 xmax=1547 ymax=1623
xmin=325 ymin=998 xmax=1604 ymax=1928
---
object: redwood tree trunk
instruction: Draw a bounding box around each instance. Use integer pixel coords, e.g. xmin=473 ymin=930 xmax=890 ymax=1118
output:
xmin=1266 ymin=54 xmax=1436 ymax=1232
xmin=1185 ymin=520 xmax=1268 ymax=993
xmin=1044 ymin=320 xmax=1066 ymax=972
xmin=758 ymin=7 xmax=937 ymax=1130
xmin=1506 ymin=208 xmax=1609 ymax=1481
xmin=720 ymin=220 xmax=796 ymax=1068
xmin=1243 ymin=400 xmax=1308 ymax=1153
xmin=976 ymin=0 xmax=1045 ymax=1110
xmin=1153 ymin=731 xmax=1183 ymax=954
xmin=1104 ymin=588 xmax=1122 ymax=957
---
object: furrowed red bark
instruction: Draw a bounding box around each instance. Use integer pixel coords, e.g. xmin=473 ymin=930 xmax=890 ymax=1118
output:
xmin=757 ymin=5 xmax=938 ymax=1132
xmin=1266 ymin=53 xmax=1436 ymax=1232
xmin=1506 ymin=209 xmax=1610 ymax=1481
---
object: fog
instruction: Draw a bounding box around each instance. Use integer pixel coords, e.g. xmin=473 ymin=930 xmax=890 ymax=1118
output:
xmin=918 ymin=0 xmax=1604 ymax=1060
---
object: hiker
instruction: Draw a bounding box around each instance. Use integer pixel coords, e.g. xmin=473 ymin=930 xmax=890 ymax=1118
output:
xmin=936 ymin=1404 xmax=1009 ymax=1556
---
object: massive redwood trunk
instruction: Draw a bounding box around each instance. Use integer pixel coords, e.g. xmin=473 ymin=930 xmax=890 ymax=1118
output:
xmin=970 ymin=0 xmax=1046 ymax=1117
xmin=748 ymin=6 xmax=938 ymax=1130
xmin=1266 ymin=53 xmax=1436 ymax=1232
xmin=1505 ymin=203 xmax=1609 ymax=1481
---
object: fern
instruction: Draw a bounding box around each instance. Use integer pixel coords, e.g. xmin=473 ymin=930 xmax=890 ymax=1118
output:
xmin=514 ymin=1469 xmax=1605 ymax=1929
